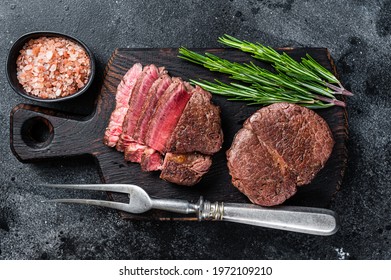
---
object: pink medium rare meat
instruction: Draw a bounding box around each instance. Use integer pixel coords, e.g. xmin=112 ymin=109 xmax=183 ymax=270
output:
xmin=145 ymin=79 xmax=192 ymax=153
xmin=115 ymin=63 xmax=143 ymax=106
xmin=116 ymin=64 xmax=160 ymax=152
xmin=132 ymin=77 xmax=182 ymax=166
xmin=123 ymin=142 xmax=146 ymax=162
xmin=124 ymin=75 xmax=173 ymax=163
xmin=139 ymin=83 xmax=223 ymax=173
xmin=135 ymin=77 xmax=183 ymax=164
xmin=103 ymin=63 xmax=143 ymax=147
xmin=140 ymin=148 xmax=164 ymax=171
xmin=134 ymin=74 xmax=172 ymax=143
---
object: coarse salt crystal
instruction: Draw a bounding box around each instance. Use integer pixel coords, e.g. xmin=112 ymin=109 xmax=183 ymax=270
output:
xmin=46 ymin=51 xmax=53 ymax=60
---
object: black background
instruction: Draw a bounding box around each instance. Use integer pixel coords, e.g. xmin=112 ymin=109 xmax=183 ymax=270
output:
xmin=0 ymin=0 xmax=390 ymax=259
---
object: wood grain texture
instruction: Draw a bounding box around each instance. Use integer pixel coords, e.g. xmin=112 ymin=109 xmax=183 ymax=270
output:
xmin=10 ymin=48 xmax=348 ymax=220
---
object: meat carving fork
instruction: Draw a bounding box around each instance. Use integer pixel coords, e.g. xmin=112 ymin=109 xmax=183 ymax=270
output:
xmin=43 ymin=184 xmax=339 ymax=236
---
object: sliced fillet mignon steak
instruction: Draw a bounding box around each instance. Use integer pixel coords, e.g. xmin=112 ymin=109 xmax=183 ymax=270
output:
xmin=227 ymin=103 xmax=334 ymax=206
xmin=104 ymin=63 xmax=143 ymax=147
xmin=104 ymin=64 xmax=223 ymax=186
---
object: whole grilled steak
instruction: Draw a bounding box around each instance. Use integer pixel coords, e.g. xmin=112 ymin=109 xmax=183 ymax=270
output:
xmin=227 ymin=103 xmax=334 ymax=206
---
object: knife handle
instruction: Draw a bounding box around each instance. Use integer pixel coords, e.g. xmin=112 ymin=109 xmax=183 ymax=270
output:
xmin=199 ymin=200 xmax=339 ymax=236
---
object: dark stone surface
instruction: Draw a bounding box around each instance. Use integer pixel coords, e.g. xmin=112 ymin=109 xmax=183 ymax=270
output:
xmin=0 ymin=0 xmax=390 ymax=260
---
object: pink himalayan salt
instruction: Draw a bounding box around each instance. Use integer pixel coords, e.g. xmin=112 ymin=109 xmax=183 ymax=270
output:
xmin=16 ymin=36 xmax=91 ymax=99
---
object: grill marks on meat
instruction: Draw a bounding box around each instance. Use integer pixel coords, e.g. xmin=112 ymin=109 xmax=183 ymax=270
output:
xmin=227 ymin=103 xmax=334 ymax=206
xmin=104 ymin=64 xmax=223 ymax=186
xmin=104 ymin=63 xmax=143 ymax=147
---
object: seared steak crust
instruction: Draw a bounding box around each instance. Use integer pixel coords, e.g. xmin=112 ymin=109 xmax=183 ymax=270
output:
xmin=227 ymin=128 xmax=297 ymax=206
xmin=168 ymin=86 xmax=223 ymax=155
xmin=246 ymin=103 xmax=334 ymax=185
xmin=227 ymin=103 xmax=334 ymax=206
xmin=160 ymin=153 xmax=212 ymax=186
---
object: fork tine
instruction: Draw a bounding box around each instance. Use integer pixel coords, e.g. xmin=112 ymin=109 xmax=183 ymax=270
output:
xmin=41 ymin=184 xmax=139 ymax=194
xmin=44 ymin=198 xmax=136 ymax=213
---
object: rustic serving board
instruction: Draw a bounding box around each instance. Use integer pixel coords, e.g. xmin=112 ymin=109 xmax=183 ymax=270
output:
xmin=10 ymin=48 xmax=348 ymax=220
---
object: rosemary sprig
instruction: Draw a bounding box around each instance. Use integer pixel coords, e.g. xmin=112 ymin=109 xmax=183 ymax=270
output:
xmin=178 ymin=35 xmax=352 ymax=108
xmin=218 ymin=34 xmax=353 ymax=96
xmin=178 ymin=46 xmax=346 ymax=108
xmin=191 ymin=79 xmax=335 ymax=109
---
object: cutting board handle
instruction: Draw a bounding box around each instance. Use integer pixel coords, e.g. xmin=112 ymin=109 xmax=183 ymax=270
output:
xmin=10 ymin=104 xmax=104 ymax=162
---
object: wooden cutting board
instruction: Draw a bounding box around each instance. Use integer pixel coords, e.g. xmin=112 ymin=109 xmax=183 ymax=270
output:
xmin=10 ymin=48 xmax=348 ymax=220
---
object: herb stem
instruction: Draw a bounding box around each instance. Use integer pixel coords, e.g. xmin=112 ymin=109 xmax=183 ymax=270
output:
xmin=218 ymin=34 xmax=353 ymax=97
xmin=178 ymin=36 xmax=351 ymax=108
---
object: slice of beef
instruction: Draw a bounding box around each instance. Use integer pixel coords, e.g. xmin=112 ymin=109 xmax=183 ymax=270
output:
xmin=124 ymin=142 xmax=146 ymax=162
xmin=227 ymin=103 xmax=334 ymax=206
xmin=134 ymin=78 xmax=188 ymax=168
xmin=133 ymin=74 xmax=172 ymax=143
xmin=245 ymin=102 xmax=334 ymax=186
xmin=167 ymin=85 xmax=223 ymax=155
xmin=104 ymin=63 xmax=143 ymax=147
xmin=137 ymin=79 xmax=196 ymax=171
xmin=116 ymin=64 xmax=160 ymax=152
xmin=124 ymin=75 xmax=173 ymax=164
xmin=124 ymin=75 xmax=172 ymax=163
xmin=145 ymin=79 xmax=192 ymax=153
xmin=160 ymin=152 xmax=212 ymax=186
xmin=227 ymin=127 xmax=297 ymax=206
xmin=115 ymin=63 xmax=143 ymax=106
xmin=140 ymin=148 xmax=164 ymax=172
